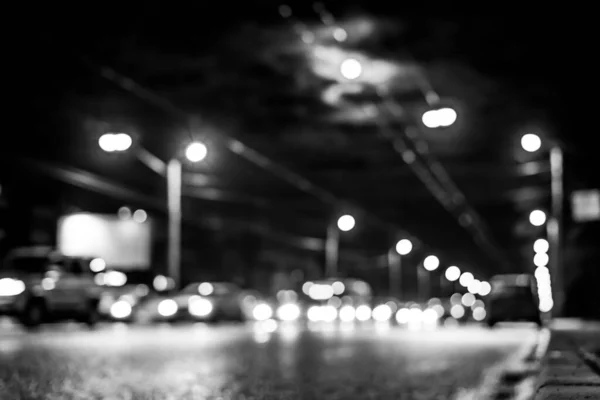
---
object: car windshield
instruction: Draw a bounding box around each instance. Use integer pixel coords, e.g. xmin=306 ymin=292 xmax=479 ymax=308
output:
xmin=491 ymin=285 xmax=534 ymax=299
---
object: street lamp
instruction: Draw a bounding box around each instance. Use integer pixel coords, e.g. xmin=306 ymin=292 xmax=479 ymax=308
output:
xmin=395 ymin=239 xmax=412 ymax=256
xmin=459 ymin=272 xmax=474 ymax=288
xmin=521 ymin=133 xmax=542 ymax=153
xmin=388 ymin=239 xmax=413 ymax=299
xmin=478 ymin=281 xmax=492 ymax=296
xmin=98 ymin=133 xmax=207 ymax=289
xmin=416 ymin=255 xmax=440 ymax=302
xmin=441 ymin=265 xmax=460 ymax=298
xmin=467 ymin=279 xmax=482 ymax=295
xmin=337 ymin=214 xmax=356 ymax=232
xmin=534 ymin=252 xmax=549 ymax=267
xmin=423 ymin=255 xmax=440 ymax=271
xmin=422 ymin=107 xmax=458 ymax=128
xmin=520 ymin=132 xmax=564 ymax=315
xmin=98 ymin=133 xmax=132 ymax=152
xmin=340 ymin=58 xmax=362 ymax=80
xmin=445 ymin=266 xmax=461 ymax=282
xmin=533 ymin=238 xmax=549 ymax=253
xmin=185 ymin=142 xmax=208 ymax=162
xmin=325 ymin=214 xmax=356 ymax=277
xmin=529 ymin=209 xmax=547 ymax=226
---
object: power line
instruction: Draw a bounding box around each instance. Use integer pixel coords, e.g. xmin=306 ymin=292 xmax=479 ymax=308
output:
xmin=48 ymin=44 xmax=425 ymax=246
xmin=42 ymin=24 xmax=479 ymax=264
xmin=303 ymin=5 xmax=511 ymax=271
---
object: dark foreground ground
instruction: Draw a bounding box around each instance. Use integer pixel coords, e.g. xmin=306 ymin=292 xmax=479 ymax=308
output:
xmin=0 ymin=320 xmax=538 ymax=399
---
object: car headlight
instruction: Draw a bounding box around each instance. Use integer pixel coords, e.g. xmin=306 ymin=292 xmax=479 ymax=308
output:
xmin=372 ymin=304 xmax=393 ymax=322
xmin=422 ymin=308 xmax=439 ymax=324
xmin=252 ymin=303 xmax=273 ymax=321
xmin=307 ymin=305 xmax=337 ymax=322
xmin=321 ymin=305 xmax=337 ymax=322
xmin=339 ymin=305 xmax=356 ymax=322
xmin=0 ymin=278 xmax=26 ymax=296
xmin=396 ymin=308 xmax=411 ymax=324
xmin=110 ymin=300 xmax=132 ymax=319
xmin=157 ymin=299 xmax=178 ymax=317
xmin=276 ymin=303 xmax=300 ymax=321
xmin=188 ymin=297 xmax=213 ymax=317
xmin=355 ymin=305 xmax=372 ymax=321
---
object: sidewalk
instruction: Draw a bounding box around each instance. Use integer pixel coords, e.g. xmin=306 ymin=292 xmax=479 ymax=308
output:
xmin=533 ymin=319 xmax=600 ymax=399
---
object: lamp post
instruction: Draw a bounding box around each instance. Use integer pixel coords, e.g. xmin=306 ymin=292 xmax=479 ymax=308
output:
xmin=443 ymin=265 xmax=461 ymax=297
xmin=421 ymin=107 xmax=458 ymax=129
xmin=166 ymin=159 xmax=182 ymax=289
xmin=521 ymin=133 xmax=564 ymax=316
xmin=325 ymin=214 xmax=355 ymax=277
xmin=98 ymin=133 xmax=207 ymax=289
xmin=389 ymin=239 xmax=412 ymax=299
xmin=419 ymin=255 xmax=440 ymax=302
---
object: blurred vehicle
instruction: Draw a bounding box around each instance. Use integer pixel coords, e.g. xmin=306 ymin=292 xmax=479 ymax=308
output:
xmin=443 ymin=294 xmax=472 ymax=325
xmin=156 ymin=282 xmax=253 ymax=322
xmin=394 ymin=300 xmax=443 ymax=328
xmin=268 ymin=290 xmax=302 ymax=322
xmin=486 ymin=274 xmax=542 ymax=327
xmin=301 ymin=278 xmax=373 ymax=322
xmin=370 ymin=297 xmax=399 ymax=323
xmin=134 ymin=292 xmax=180 ymax=323
xmin=0 ymin=246 xmax=102 ymax=327
xmin=98 ymin=283 xmax=151 ymax=322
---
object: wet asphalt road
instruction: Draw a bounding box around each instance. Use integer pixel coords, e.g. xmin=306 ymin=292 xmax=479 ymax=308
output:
xmin=0 ymin=321 xmax=537 ymax=400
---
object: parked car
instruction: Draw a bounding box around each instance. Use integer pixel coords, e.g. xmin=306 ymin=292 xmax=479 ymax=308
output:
xmin=486 ymin=274 xmax=542 ymax=327
xmin=0 ymin=246 xmax=102 ymax=327
xmin=98 ymin=283 xmax=151 ymax=322
xmin=162 ymin=282 xmax=256 ymax=322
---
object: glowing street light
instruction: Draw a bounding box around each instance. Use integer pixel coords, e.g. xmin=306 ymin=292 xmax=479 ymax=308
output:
xmin=459 ymin=272 xmax=474 ymax=288
xmin=417 ymin=255 xmax=440 ymax=302
xmin=529 ymin=209 xmax=547 ymax=226
xmin=337 ymin=214 xmax=355 ymax=232
xmin=340 ymin=58 xmax=362 ymax=80
xmin=388 ymin=238 xmax=412 ymax=298
xmin=326 ymin=214 xmax=356 ymax=277
xmin=521 ymin=133 xmax=542 ymax=153
xmin=461 ymin=292 xmax=476 ymax=307
xmin=478 ymin=281 xmax=492 ymax=296
xmin=98 ymin=133 xmax=133 ymax=152
xmin=421 ymin=107 xmax=458 ymax=128
xmin=185 ymin=142 xmax=208 ymax=162
xmin=423 ymin=255 xmax=440 ymax=271
xmin=535 ymin=266 xmax=550 ymax=281
xmin=468 ymin=279 xmax=482 ymax=295
xmin=534 ymin=252 xmax=549 ymax=267
xmin=534 ymin=238 xmax=549 ymax=254
xmin=395 ymin=239 xmax=413 ymax=256
xmin=445 ymin=266 xmax=461 ymax=282
xmin=333 ymin=27 xmax=348 ymax=42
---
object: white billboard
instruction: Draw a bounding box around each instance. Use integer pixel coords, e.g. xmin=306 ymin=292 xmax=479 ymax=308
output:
xmin=571 ymin=189 xmax=600 ymax=222
xmin=57 ymin=213 xmax=152 ymax=270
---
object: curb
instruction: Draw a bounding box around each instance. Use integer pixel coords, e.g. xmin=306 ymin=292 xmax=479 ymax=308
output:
xmin=456 ymin=328 xmax=550 ymax=400
xmin=532 ymin=341 xmax=600 ymax=399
